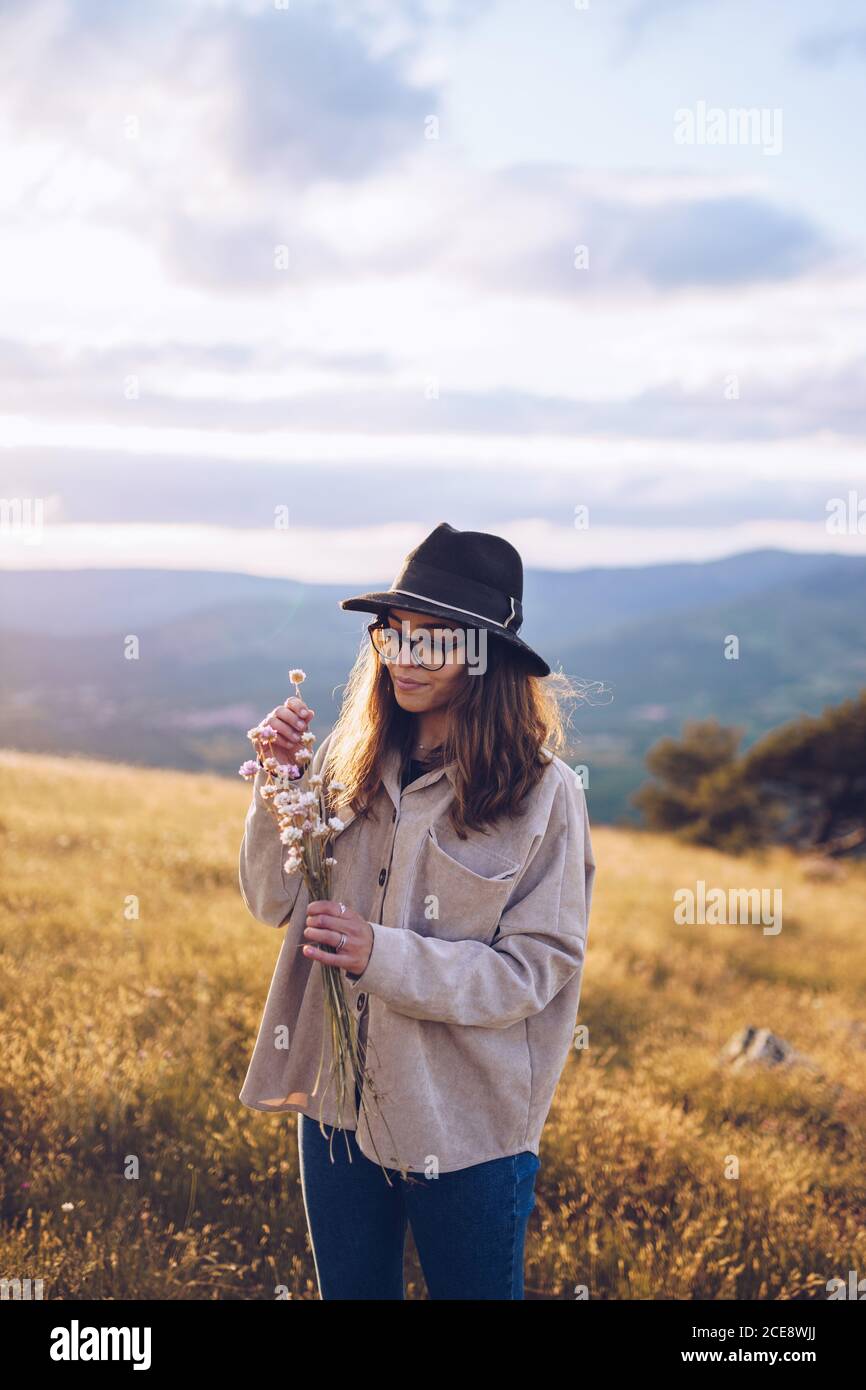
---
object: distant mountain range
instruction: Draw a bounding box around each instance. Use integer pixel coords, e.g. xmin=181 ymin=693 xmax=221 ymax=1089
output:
xmin=2 ymin=549 xmax=864 ymax=823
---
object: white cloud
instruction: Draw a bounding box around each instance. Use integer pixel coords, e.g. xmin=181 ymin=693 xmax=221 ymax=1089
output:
xmin=0 ymin=0 xmax=863 ymax=577
xmin=2 ymin=517 xmax=864 ymax=579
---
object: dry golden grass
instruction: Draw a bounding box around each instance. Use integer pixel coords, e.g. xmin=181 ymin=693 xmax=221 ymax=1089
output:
xmin=1 ymin=749 xmax=864 ymax=1300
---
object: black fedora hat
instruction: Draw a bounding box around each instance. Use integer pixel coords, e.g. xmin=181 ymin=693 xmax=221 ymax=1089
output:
xmin=339 ymin=521 xmax=551 ymax=677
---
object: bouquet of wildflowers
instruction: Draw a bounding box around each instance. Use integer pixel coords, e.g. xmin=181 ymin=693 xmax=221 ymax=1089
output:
xmin=240 ymin=669 xmax=403 ymax=1180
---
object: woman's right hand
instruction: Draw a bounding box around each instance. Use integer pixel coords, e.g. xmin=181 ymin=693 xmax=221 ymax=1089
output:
xmin=258 ymin=695 xmax=315 ymax=763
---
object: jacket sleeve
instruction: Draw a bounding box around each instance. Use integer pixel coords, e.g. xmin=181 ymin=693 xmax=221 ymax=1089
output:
xmin=353 ymin=766 xmax=595 ymax=1028
xmin=238 ymin=728 xmax=333 ymax=928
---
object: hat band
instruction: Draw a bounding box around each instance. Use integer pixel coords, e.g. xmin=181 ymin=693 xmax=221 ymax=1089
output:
xmin=388 ymin=588 xmax=521 ymax=631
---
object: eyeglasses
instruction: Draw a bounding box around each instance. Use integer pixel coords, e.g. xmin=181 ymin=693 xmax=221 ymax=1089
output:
xmin=368 ymin=618 xmax=468 ymax=671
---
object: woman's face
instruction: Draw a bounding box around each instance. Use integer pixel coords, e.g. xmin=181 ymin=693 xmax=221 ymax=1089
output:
xmin=380 ymin=606 xmax=469 ymax=713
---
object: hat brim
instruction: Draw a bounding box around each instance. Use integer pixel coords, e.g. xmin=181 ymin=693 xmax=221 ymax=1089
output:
xmin=339 ymin=590 xmax=551 ymax=678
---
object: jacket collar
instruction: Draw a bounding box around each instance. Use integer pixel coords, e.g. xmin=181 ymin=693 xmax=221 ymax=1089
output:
xmin=382 ymin=743 xmax=455 ymax=806
xmin=333 ymin=745 xmax=456 ymax=836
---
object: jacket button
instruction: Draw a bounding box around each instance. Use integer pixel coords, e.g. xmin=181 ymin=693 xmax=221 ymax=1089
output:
xmin=378 ymin=868 xmax=387 ymax=885
xmin=357 ymin=993 xmax=367 ymax=1011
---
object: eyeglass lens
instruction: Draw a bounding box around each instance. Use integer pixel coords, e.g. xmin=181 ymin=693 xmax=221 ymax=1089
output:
xmin=370 ymin=620 xmax=462 ymax=669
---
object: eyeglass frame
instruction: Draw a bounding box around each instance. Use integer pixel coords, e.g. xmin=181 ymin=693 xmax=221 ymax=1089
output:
xmin=367 ymin=614 xmax=473 ymax=671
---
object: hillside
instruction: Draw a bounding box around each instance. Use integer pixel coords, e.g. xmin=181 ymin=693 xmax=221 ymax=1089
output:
xmin=1 ymin=749 xmax=864 ymax=1299
xmin=2 ymin=552 xmax=865 ymax=824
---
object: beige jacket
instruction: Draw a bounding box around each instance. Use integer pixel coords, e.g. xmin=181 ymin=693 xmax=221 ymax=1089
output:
xmin=238 ymin=730 xmax=595 ymax=1174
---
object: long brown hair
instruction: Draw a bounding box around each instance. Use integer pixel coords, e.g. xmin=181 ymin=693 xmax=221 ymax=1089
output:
xmin=323 ymin=623 xmax=585 ymax=838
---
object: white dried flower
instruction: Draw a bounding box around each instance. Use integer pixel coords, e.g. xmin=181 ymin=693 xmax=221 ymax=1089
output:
xmin=328 ymin=816 xmax=345 ymax=833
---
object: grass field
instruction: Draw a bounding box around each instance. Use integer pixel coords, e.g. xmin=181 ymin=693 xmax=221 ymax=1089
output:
xmin=1 ymin=748 xmax=864 ymax=1300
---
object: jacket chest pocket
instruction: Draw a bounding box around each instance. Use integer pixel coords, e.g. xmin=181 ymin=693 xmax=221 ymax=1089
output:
xmin=403 ymin=826 xmax=520 ymax=945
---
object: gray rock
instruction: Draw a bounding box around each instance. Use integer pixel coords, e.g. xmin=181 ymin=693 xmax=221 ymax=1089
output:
xmin=720 ymin=1026 xmax=818 ymax=1072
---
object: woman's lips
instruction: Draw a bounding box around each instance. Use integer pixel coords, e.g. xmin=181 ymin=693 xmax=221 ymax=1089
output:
xmin=393 ymin=674 xmax=426 ymax=690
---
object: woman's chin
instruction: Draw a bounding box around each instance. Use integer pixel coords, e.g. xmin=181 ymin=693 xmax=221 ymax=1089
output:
xmin=391 ymin=680 xmax=430 ymax=708
xmin=393 ymin=690 xmax=426 ymax=710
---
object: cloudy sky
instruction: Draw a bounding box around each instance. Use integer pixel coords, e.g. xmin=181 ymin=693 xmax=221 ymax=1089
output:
xmin=1 ymin=0 xmax=865 ymax=582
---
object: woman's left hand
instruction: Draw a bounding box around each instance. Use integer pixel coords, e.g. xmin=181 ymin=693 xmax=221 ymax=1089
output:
xmin=303 ymin=901 xmax=373 ymax=975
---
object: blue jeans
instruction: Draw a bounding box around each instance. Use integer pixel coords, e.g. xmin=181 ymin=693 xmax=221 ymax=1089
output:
xmin=298 ymin=1111 xmax=540 ymax=1300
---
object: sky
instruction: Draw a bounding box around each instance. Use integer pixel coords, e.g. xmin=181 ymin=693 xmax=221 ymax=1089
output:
xmin=1 ymin=0 xmax=865 ymax=583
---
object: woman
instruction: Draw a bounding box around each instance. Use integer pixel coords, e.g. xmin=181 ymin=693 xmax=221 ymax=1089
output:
xmin=238 ymin=522 xmax=595 ymax=1300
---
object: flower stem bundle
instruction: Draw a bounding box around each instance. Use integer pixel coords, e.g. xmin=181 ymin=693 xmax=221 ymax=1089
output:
xmin=240 ymin=670 xmax=405 ymax=1182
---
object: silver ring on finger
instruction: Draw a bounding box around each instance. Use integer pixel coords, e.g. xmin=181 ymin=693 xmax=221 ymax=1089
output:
xmin=338 ymin=933 xmax=347 ymax=951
